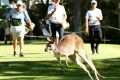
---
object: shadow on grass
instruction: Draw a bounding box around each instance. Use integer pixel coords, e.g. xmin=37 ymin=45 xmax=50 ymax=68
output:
xmin=24 ymin=40 xmax=47 ymax=45
xmin=0 ymin=58 xmax=120 ymax=80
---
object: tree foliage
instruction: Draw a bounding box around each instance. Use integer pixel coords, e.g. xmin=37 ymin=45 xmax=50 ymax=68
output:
xmin=0 ymin=0 xmax=120 ymax=40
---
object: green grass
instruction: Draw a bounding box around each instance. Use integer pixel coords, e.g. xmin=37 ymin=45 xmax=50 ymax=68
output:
xmin=0 ymin=40 xmax=120 ymax=80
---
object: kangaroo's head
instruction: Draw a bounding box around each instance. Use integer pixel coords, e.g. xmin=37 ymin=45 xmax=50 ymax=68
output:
xmin=45 ymin=41 xmax=56 ymax=52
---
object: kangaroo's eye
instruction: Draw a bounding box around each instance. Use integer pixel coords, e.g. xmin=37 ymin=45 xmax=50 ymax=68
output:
xmin=47 ymin=44 xmax=51 ymax=47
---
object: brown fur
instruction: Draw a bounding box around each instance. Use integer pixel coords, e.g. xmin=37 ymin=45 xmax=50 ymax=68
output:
xmin=45 ymin=33 xmax=105 ymax=80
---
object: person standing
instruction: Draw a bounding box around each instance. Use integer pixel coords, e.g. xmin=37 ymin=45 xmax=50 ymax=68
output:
xmin=3 ymin=2 xmax=16 ymax=45
xmin=6 ymin=1 xmax=33 ymax=57
xmin=85 ymin=0 xmax=103 ymax=54
xmin=2 ymin=8 xmax=12 ymax=45
xmin=44 ymin=0 xmax=67 ymax=44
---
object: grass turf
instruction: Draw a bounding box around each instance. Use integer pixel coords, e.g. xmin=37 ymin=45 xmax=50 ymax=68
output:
xmin=0 ymin=40 xmax=120 ymax=80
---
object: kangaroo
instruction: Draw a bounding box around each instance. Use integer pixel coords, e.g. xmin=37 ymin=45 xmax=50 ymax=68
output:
xmin=45 ymin=33 xmax=105 ymax=80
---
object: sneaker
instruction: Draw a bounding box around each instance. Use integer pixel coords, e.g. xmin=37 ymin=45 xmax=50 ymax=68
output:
xmin=13 ymin=51 xmax=16 ymax=56
xmin=96 ymin=48 xmax=99 ymax=54
xmin=95 ymin=47 xmax=99 ymax=54
xmin=19 ymin=53 xmax=24 ymax=57
xmin=92 ymin=48 xmax=95 ymax=54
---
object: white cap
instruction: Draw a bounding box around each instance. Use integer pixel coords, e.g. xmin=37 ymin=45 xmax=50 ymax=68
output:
xmin=17 ymin=1 xmax=23 ymax=5
xmin=91 ymin=0 xmax=97 ymax=4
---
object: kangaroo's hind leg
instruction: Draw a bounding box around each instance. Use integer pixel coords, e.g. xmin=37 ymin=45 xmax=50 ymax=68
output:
xmin=79 ymin=50 xmax=100 ymax=80
xmin=68 ymin=53 xmax=94 ymax=80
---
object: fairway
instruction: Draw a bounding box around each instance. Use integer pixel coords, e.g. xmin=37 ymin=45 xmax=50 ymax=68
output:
xmin=0 ymin=40 xmax=120 ymax=80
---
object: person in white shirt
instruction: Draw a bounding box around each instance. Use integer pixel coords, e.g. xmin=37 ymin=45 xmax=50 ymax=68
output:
xmin=85 ymin=0 xmax=103 ymax=54
xmin=44 ymin=0 xmax=67 ymax=44
xmin=6 ymin=1 xmax=33 ymax=57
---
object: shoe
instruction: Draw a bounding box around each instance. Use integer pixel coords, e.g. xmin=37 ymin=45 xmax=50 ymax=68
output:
xmin=95 ymin=47 xmax=99 ymax=54
xmin=96 ymin=49 xmax=99 ymax=54
xmin=92 ymin=48 xmax=95 ymax=54
xmin=19 ymin=53 xmax=24 ymax=57
xmin=13 ymin=51 xmax=16 ymax=56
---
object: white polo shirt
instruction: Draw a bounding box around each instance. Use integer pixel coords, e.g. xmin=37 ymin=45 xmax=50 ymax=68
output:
xmin=86 ymin=8 xmax=102 ymax=26
xmin=47 ymin=3 xmax=66 ymax=24
xmin=7 ymin=8 xmax=30 ymax=33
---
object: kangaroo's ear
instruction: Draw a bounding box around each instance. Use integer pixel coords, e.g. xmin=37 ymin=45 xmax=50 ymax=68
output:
xmin=47 ymin=37 xmax=52 ymax=42
xmin=47 ymin=37 xmax=54 ymax=44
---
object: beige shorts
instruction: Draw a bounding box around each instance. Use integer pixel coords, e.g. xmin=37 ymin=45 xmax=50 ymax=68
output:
xmin=11 ymin=31 xmax=25 ymax=40
xmin=10 ymin=25 xmax=25 ymax=39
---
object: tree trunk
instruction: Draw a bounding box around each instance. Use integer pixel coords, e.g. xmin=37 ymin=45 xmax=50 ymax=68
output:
xmin=73 ymin=0 xmax=81 ymax=32
xmin=26 ymin=0 xmax=35 ymax=11
xmin=118 ymin=3 xmax=120 ymax=33
xmin=26 ymin=0 xmax=30 ymax=11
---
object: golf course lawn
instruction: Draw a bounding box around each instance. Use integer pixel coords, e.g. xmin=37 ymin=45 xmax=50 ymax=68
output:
xmin=0 ymin=40 xmax=120 ymax=80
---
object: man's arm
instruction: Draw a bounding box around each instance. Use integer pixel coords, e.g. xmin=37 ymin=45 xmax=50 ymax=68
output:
xmin=85 ymin=17 xmax=89 ymax=33
xmin=63 ymin=13 xmax=67 ymax=22
xmin=24 ymin=10 xmax=33 ymax=31
xmin=96 ymin=9 xmax=103 ymax=21
xmin=85 ymin=11 xmax=89 ymax=33
xmin=26 ymin=19 xmax=33 ymax=31
xmin=44 ymin=5 xmax=57 ymax=21
xmin=96 ymin=15 xmax=103 ymax=21
xmin=44 ymin=10 xmax=56 ymax=21
xmin=61 ymin=6 xmax=67 ymax=25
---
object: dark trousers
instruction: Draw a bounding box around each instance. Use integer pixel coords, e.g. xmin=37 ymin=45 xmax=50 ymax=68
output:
xmin=51 ymin=22 xmax=64 ymax=39
xmin=89 ymin=25 xmax=102 ymax=52
xmin=4 ymin=35 xmax=12 ymax=45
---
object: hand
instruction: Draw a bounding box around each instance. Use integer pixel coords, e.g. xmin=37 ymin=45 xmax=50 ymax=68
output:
xmin=54 ymin=4 xmax=57 ymax=11
xmin=61 ymin=20 xmax=66 ymax=28
xmin=29 ymin=23 xmax=35 ymax=31
xmin=96 ymin=16 xmax=100 ymax=20
xmin=61 ymin=21 xmax=64 ymax=27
